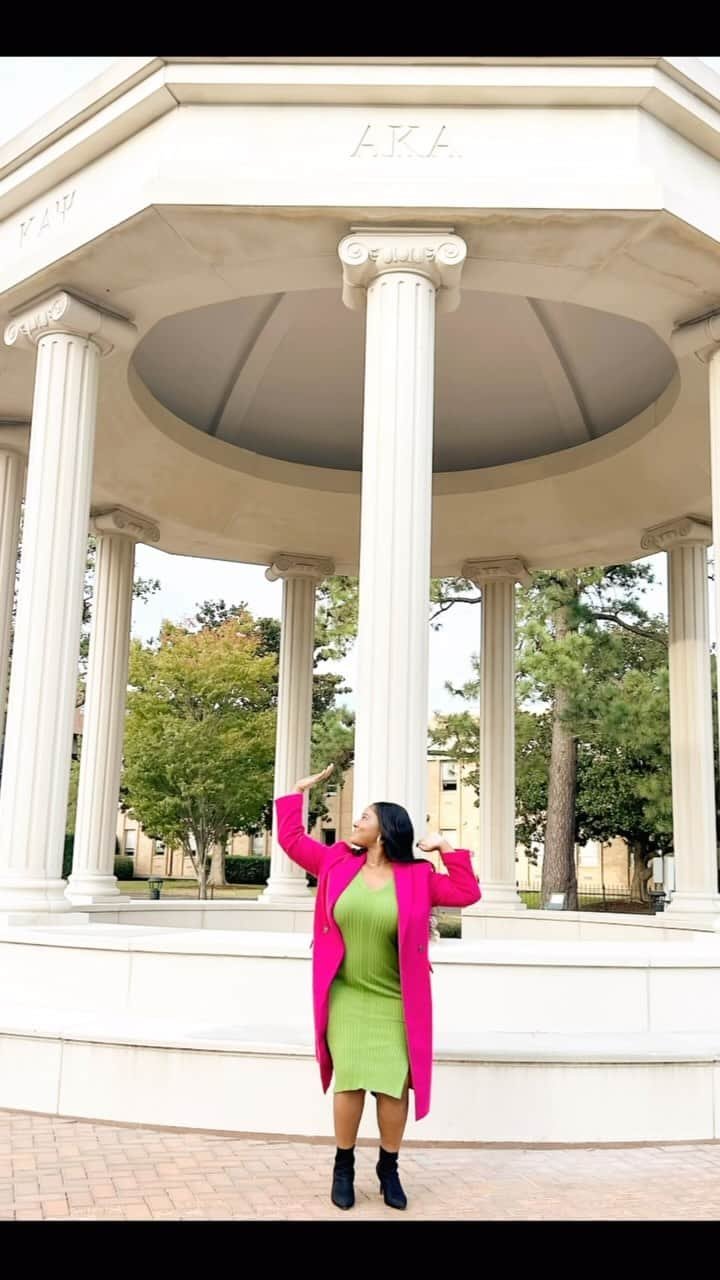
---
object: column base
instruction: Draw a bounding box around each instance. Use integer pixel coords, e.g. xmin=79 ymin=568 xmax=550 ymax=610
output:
xmin=464 ymin=883 xmax=528 ymax=913
xmin=259 ymin=877 xmax=314 ymax=905
xmin=663 ymin=892 xmax=720 ymax=926
xmin=65 ymin=873 xmax=122 ymax=904
xmin=0 ymin=878 xmax=73 ymax=915
xmin=0 ymin=910 xmax=90 ymax=927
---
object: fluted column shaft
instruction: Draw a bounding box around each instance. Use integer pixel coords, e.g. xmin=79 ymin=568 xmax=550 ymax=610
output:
xmin=0 ymin=292 xmax=134 ymax=915
xmin=262 ymin=555 xmax=333 ymax=902
xmin=643 ymin=517 xmax=719 ymax=915
xmin=464 ymin=558 xmax=529 ymax=910
xmin=67 ymin=510 xmax=159 ymax=903
xmin=339 ymin=227 xmax=466 ymax=836
xmin=0 ymin=451 xmax=25 ymax=739
xmin=710 ymin=350 xmax=720 ymax=757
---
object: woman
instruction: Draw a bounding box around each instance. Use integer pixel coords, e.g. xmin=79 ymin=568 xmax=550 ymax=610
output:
xmin=275 ymin=764 xmax=482 ymax=1212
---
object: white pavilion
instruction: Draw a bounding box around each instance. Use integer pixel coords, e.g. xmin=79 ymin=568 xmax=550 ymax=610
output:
xmin=1 ymin=57 xmax=720 ymax=1142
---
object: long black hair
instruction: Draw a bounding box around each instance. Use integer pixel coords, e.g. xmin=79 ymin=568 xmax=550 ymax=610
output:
xmin=353 ymin=801 xmax=422 ymax=863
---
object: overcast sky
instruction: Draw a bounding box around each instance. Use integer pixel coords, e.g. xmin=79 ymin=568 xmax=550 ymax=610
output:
xmin=3 ymin=55 xmax=710 ymax=712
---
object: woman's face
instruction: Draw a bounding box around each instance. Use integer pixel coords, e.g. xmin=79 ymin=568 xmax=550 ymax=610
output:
xmin=351 ymin=805 xmax=381 ymax=848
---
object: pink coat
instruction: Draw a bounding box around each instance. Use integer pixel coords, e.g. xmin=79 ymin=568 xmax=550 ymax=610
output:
xmin=275 ymin=792 xmax=482 ymax=1121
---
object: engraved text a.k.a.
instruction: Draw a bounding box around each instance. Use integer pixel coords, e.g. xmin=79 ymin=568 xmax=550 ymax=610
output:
xmin=350 ymin=124 xmax=460 ymax=159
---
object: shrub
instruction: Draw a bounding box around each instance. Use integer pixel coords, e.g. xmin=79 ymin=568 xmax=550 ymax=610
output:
xmin=225 ymin=856 xmax=271 ymax=885
xmin=63 ymin=833 xmax=74 ymax=879
xmin=224 ymin=857 xmax=317 ymax=889
xmin=63 ymin=835 xmax=135 ymax=882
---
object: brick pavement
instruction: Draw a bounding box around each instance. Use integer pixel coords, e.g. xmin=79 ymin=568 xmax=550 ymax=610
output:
xmin=1 ymin=1109 xmax=719 ymax=1220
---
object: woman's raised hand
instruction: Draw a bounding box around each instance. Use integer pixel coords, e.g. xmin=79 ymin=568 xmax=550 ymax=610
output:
xmin=417 ymin=832 xmax=453 ymax=854
xmin=293 ymin=764 xmax=335 ymax=793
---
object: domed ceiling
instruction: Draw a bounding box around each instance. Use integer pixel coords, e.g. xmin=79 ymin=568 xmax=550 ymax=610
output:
xmin=132 ymin=288 xmax=676 ymax=472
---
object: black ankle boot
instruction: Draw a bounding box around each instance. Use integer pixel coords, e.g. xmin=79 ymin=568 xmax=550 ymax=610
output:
xmin=376 ymin=1146 xmax=407 ymax=1210
xmin=331 ymin=1146 xmax=355 ymax=1210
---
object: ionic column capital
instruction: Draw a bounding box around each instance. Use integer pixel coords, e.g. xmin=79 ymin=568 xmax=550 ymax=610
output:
xmin=90 ymin=507 xmax=160 ymax=544
xmin=338 ymin=225 xmax=467 ymax=313
xmin=671 ymin=310 xmax=720 ymax=364
xmin=265 ymin=553 xmax=335 ymax=583
xmin=641 ymin=516 xmax=712 ymax=553
xmin=4 ymin=290 xmax=136 ymax=356
xmin=462 ymin=556 xmax=531 ymax=588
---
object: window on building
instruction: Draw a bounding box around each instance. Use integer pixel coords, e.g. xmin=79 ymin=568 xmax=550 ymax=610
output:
xmin=251 ymin=831 xmax=266 ymax=856
xmin=579 ymin=842 xmax=600 ymax=868
xmin=322 ymin=829 xmax=336 ymax=846
xmin=153 ymin=838 xmax=166 ymax=857
xmin=123 ymin=827 xmax=137 ymax=856
xmin=441 ymin=761 xmax=458 ymax=791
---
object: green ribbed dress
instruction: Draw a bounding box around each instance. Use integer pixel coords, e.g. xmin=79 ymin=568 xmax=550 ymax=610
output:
xmin=327 ymin=870 xmax=409 ymax=1098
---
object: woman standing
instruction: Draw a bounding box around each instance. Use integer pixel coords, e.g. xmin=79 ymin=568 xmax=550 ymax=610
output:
xmin=275 ymin=764 xmax=481 ymax=1212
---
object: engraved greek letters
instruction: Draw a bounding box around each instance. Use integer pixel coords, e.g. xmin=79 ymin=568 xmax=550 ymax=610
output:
xmin=351 ymin=125 xmax=378 ymax=158
xmin=18 ymin=189 xmax=77 ymax=248
xmin=388 ymin=125 xmax=421 ymax=157
xmin=427 ymin=125 xmax=454 ymax=157
xmin=350 ymin=124 xmax=460 ymax=159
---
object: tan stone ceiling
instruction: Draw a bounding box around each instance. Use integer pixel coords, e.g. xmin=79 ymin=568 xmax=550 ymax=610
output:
xmin=132 ymin=288 xmax=676 ymax=473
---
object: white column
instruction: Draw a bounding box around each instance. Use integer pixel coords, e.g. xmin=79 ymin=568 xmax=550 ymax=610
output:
xmin=641 ymin=517 xmax=720 ymax=917
xmin=710 ymin=349 xmax=720 ymax=760
xmin=0 ymin=449 xmax=25 ymax=740
xmin=463 ymin=558 xmax=529 ymax=910
xmin=0 ymin=292 xmax=135 ymax=917
xmin=261 ymin=553 xmax=334 ymax=903
xmin=66 ymin=508 xmax=160 ymax=903
xmin=339 ymin=227 xmax=466 ymax=836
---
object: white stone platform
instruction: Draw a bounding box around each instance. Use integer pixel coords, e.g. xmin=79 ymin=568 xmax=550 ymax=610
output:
xmin=2 ymin=923 xmax=720 ymax=1142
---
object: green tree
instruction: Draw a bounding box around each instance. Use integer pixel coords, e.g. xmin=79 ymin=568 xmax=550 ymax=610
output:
xmin=52 ymin=536 xmax=158 ymax=841
xmin=122 ymin=615 xmax=277 ymax=898
xmin=193 ymin=595 xmax=349 ymax=721
xmin=309 ymin=705 xmax=355 ymax=827
xmin=193 ymin=592 xmax=355 ymax=835
xmin=312 ymin=573 xmax=488 ymax=821
xmin=572 ymin=622 xmax=673 ymax=901
xmin=79 ymin=535 xmax=160 ymax=694
xmin=429 ymin=566 xmax=675 ymax=907
xmin=66 ymin=758 xmax=80 ymax=837
xmin=9 ymin=527 xmax=160 ymax=791
xmin=319 ymin=572 xmax=484 ymax=639
xmin=428 ymin=682 xmax=554 ymax=869
xmin=315 ymin=576 xmax=359 ymax=661
xmin=428 ymin=708 xmax=480 ymax=774
xmin=512 ymin=668 xmax=673 ymax=904
xmin=515 ymin=565 xmax=662 ymax=906
xmin=515 ymin=708 xmax=553 ymax=852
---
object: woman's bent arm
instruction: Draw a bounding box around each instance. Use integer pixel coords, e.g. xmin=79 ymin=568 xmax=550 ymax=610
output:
xmin=274 ymin=792 xmax=328 ymax=879
xmin=429 ymin=849 xmax=482 ymax=909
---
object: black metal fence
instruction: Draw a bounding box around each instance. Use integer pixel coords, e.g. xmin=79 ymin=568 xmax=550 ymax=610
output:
xmin=517 ymin=883 xmax=656 ymax=914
